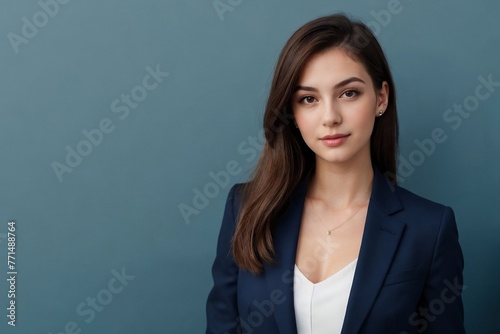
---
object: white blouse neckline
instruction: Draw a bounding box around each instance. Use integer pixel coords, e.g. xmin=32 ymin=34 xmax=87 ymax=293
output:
xmin=293 ymin=258 xmax=358 ymax=334
xmin=294 ymin=258 xmax=358 ymax=286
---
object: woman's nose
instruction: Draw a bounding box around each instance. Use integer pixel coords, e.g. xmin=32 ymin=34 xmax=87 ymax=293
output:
xmin=321 ymin=102 xmax=341 ymax=127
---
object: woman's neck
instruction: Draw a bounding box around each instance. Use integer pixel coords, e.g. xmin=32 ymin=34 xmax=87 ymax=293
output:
xmin=307 ymin=159 xmax=374 ymax=209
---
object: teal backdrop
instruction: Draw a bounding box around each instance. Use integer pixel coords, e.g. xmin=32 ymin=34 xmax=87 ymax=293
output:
xmin=0 ymin=0 xmax=498 ymax=333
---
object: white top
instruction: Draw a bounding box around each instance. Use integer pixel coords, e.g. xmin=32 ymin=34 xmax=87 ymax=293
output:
xmin=293 ymin=259 xmax=358 ymax=334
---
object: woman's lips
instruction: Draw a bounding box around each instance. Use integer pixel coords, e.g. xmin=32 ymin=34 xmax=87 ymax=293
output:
xmin=320 ymin=134 xmax=350 ymax=147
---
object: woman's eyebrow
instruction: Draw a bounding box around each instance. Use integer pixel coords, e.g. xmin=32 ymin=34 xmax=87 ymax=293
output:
xmin=294 ymin=77 xmax=366 ymax=92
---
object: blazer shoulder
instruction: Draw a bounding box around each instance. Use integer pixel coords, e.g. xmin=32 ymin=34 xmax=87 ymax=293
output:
xmin=227 ymin=182 xmax=246 ymax=204
xmin=229 ymin=182 xmax=246 ymax=194
xmin=222 ymin=182 xmax=248 ymax=219
xmin=394 ymin=184 xmax=454 ymax=221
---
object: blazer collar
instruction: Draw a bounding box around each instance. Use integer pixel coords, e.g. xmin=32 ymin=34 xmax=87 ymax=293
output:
xmin=263 ymin=168 xmax=405 ymax=334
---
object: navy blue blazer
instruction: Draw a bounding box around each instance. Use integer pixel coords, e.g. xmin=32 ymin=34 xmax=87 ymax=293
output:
xmin=206 ymin=169 xmax=465 ymax=333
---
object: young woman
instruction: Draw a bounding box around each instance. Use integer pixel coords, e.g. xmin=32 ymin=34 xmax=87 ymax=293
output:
xmin=206 ymin=14 xmax=465 ymax=334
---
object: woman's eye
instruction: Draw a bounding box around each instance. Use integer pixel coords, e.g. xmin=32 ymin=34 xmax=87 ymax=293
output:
xmin=341 ymin=90 xmax=360 ymax=98
xmin=299 ymin=96 xmax=316 ymax=104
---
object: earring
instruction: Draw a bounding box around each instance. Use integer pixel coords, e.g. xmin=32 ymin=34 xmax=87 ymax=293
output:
xmin=378 ymin=110 xmax=384 ymax=117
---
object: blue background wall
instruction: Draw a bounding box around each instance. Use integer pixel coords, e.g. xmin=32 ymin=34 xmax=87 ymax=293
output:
xmin=0 ymin=0 xmax=498 ymax=333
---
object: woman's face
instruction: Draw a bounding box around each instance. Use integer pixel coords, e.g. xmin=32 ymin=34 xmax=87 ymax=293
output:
xmin=292 ymin=48 xmax=388 ymax=168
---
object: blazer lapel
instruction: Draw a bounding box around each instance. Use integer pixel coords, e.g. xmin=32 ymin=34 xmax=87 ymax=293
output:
xmin=263 ymin=178 xmax=308 ymax=334
xmin=341 ymin=170 xmax=405 ymax=334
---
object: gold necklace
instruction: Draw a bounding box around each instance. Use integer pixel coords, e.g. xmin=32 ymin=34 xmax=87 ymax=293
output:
xmin=307 ymin=198 xmax=367 ymax=235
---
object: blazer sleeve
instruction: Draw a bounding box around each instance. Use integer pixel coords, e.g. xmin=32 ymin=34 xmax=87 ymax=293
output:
xmin=206 ymin=184 xmax=241 ymax=334
xmin=421 ymin=206 xmax=465 ymax=333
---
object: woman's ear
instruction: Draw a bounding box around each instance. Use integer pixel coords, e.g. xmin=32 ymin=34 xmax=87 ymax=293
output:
xmin=376 ymin=81 xmax=389 ymax=115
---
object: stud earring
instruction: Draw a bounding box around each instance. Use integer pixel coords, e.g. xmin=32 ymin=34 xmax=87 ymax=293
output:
xmin=378 ymin=110 xmax=384 ymax=117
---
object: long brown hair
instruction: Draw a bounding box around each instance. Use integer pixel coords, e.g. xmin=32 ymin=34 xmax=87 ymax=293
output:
xmin=232 ymin=14 xmax=399 ymax=274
